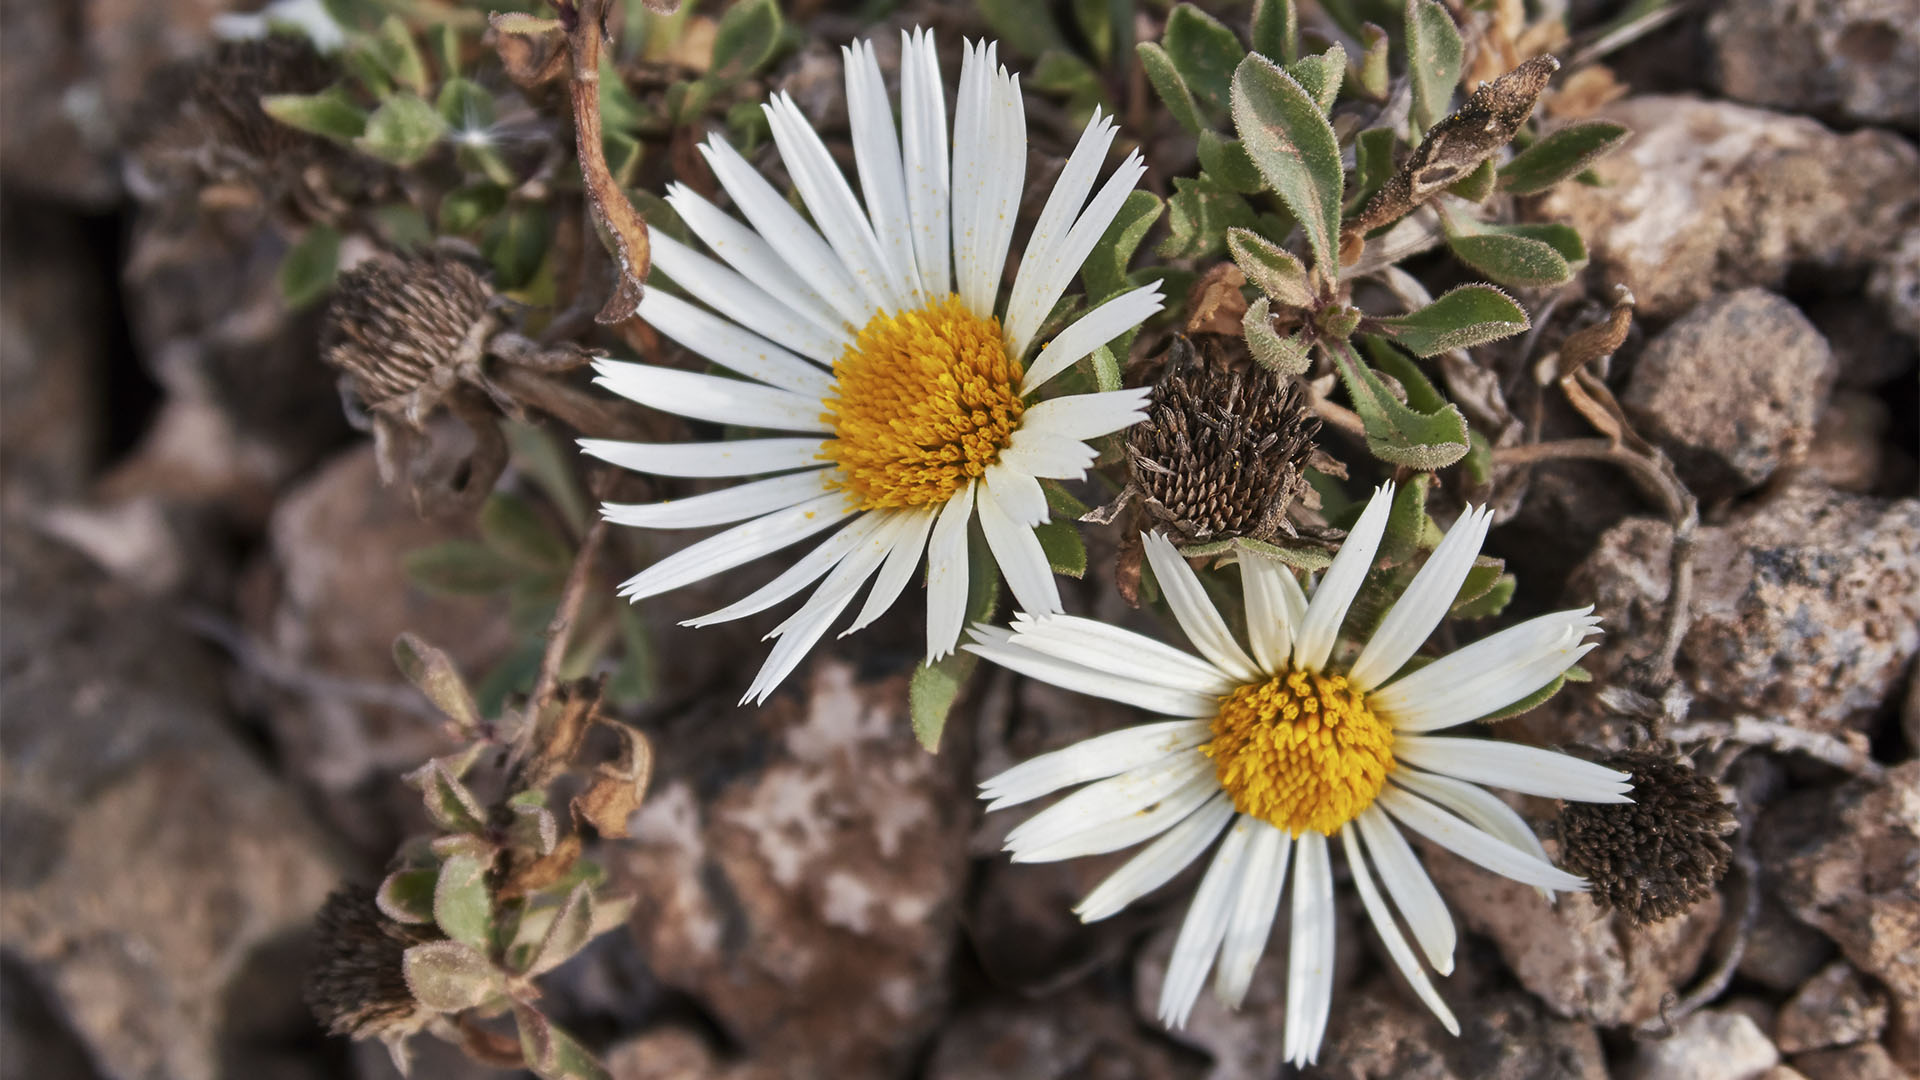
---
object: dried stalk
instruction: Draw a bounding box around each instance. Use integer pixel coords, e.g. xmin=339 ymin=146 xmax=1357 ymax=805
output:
xmin=1667 ymin=716 xmax=1886 ymax=781
xmin=1634 ymin=848 xmax=1757 ymax=1039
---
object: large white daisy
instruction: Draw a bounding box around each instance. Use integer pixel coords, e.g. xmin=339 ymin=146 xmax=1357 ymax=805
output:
xmin=581 ymin=31 xmax=1162 ymax=703
xmin=969 ymin=483 xmax=1631 ymax=1065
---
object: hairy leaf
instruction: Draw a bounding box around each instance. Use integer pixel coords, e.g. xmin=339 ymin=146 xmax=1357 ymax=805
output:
xmin=1498 ymin=120 xmax=1630 ymax=195
xmin=1231 ymin=54 xmax=1343 ymax=275
xmin=1332 ymin=346 xmax=1470 ymax=470
xmin=1228 ymin=228 xmax=1314 ymax=307
xmin=1162 ymin=4 xmax=1244 ymax=115
xmin=1405 ymin=0 xmax=1464 ymax=133
xmin=403 ymin=941 xmax=501 ymax=1014
xmin=1374 ymin=284 xmax=1529 ymax=357
xmin=1137 ymin=42 xmax=1205 ymax=134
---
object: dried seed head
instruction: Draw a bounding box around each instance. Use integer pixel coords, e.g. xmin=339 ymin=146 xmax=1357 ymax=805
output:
xmin=1127 ymin=337 xmax=1319 ymax=544
xmin=1553 ymin=743 xmax=1736 ymax=924
xmin=323 ymin=253 xmax=496 ymax=416
xmin=192 ymin=35 xmax=337 ymax=164
xmin=306 ymin=885 xmax=438 ymax=1040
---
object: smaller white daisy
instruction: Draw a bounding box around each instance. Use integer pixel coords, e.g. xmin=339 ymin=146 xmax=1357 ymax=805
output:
xmin=583 ymin=31 xmax=1163 ymax=704
xmin=969 ymin=482 xmax=1631 ymax=1065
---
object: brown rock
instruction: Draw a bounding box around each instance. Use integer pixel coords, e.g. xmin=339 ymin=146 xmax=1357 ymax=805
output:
xmin=1761 ymin=762 xmax=1920 ymax=1068
xmin=0 ymin=527 xmax=340 ymax=1080
xmin=1709 ymin=0 xmax=1919 ymax=129
xmin=1789 ymin=1043 xmax=1909 ymax=1080
xmin=614 ymin=658 xmax=970 ymax=1078
xmin=925 ymin=989 xmax=1201 ymax=1080
xmin=1308 ymin=978 xmax=1607 ymax=1080
xmin=1869 ymin=229 xmax=1920 ymax=341
xmin=1801 ymin=392 xmax=1892 ymax=495
xmin=604 ymin=1027 xmax=773 ymax=1080
xmin=1536 ymin=97 xmax=1919 ymax=320
xmin=1568 ymin=488 xmax=1920 ymax=736
xmin=0 ymin=205 xmax=104 ymax=503
xmin=1423 ymin=852 xmax=1720 ymax=1026
xmin=1621 ymin=289 xmax=1833 ymax=500
xmin=1628 ymin=1009 xmax=1780 ymax=1080
xmin=1738 ymin=896 xmax=1836 ymax=994
xmin=1776 ymin=961 xmax=1889 ymax=1054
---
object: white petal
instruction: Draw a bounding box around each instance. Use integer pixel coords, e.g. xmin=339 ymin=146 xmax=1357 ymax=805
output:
xmin=900 ymin=28 xmax=950 ymax=298
xmin=739 ymin=582 xmax=858 ymax=705
xmin=1376 ymin=786 xmax=1589 ymax=892
xmin=980 ymin=718 xmax=1213 ymax=810
xmin=1003 ymin=109 xmax=1119 ymax=358
xmin=972 ymin=60 xmax=1026 ymax=319
xmin=601 ymin=468 xmax=831 ymax=529
xmin=1003 ymin=148 xmax=1147 ymax=359
xmin=998 ymin=426 xmax=1098 ymax=480
xmin=646 ymin=228 xmax=848 ymax=363
xmin=844 ymin=507 xmax=937 ymax=635
xmin=949 ymin=40 xmax=995 ymax=315
xmin=1006 ymin=613 xmax=1237 ymax=696
xmin=982 ymin=462 xmax=1048 ymax=527
xmin=1077 ymin=793 xmax=1235 ymax=922
xmin=1019 ymin=388 xmax=1152 ymax=442
xmin=1284 ymin=829 xmax=1337 ymax=1066
xmin=1019 ymin=283 xmax=1166 ymax=394
xmin=665 ymin=182 xmax=844 ymax=335
xmin=1293 ymin=481 xmax=1395 ymax=673
xmin=976 ymin=480 xmax=1062 ymax=616
xmin=1391 ymin=767 xmax=1560 ymax=902
xmin=1340 ymin=827 xmax=1459 ymax=1035
xmin=1214 ymin=820 xmax=1291 ymax=1008
xmin=615 ymin=494 xmax=851 ymax=602
xmin=767 ymin=513 xmax=895 ymax=639
xmin=1354 ymin=804 xmax=1455 ymax=974
xmin=1370 ymin=609 xmax=1601 ymax=731
xmin=1142 ymin=531 xmax=1262 ymax=683
xmin=963 ymin=626 xmax=1218 ymax=717
xmin=1393 ymin=735 xmax=1633 ymax=803
xmin=1239 ymin=550 xmax=1307 ymax=676
xmin=1159 ymin=817 xmax=1253 ymax=1028
xmin=844 ymin=40 xmax=923 ymax=302
xmin=763 ymin=93 xmax=903 ymax=313
xmin=698 ymin=136 xmax=871 ymax=327
xmin=923 ymin=481 xmax=975 ymax=661
xmin=1012 ymin=769 xmax=1220 ymax=862
xmin=578 ymin=436 xmax=824 ymax=478
xmin=592 ymin=360 xmax=830 ymax=434
xmin=1004 ymin=752 xmax=1211 ymax=854
xmin=1348 ymin=505 xmax=1494 ymax=691
xmin=681 ymin=507 xmax=891 ymax=627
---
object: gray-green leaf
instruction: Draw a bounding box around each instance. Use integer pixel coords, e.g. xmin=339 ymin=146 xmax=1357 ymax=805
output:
xmin=1405 ymin=0 xmax=1464 ymax=133
xmin=1250 ymin=0 xmax=1300 ymax=64
xmin=433 ymin=852 xmax=494 ymax=952
xmin=1332 ymin=346 xmax=1470 ymax=470
xmin=356 ymin=93 xmax=447 ymax=167
xmin=1498 ymin=120 xmax=1630 ymax=195
xmin=1374 ymin=284 xmax=1530 ymax=357
xmin=1162 ymin=4 xmax=1244 ymax=115
xmin=261 ymin=89 xmax=367 ymax=142
xmin=1227 ymin=228 xmax=1313 ymax=307
xmin=709 ymin=0 xmax=783 ymax=86
xmin=393 ymin=632 xmax=482 ymax=733
xmin=1231 ymin=53 xmax=1343 ymax=278
xmin=278 ymin=225 xmax=340 ymax=309
xmin=1444 ymin=222 xmax=1573 ymax=288
xmin=1137 ymin=42 xmax=1205 ymax=135
xmin=1243 ymin=297 xmax=1312 ymax=376
xmin=402 ymin=941 xmax=501 ymax=1013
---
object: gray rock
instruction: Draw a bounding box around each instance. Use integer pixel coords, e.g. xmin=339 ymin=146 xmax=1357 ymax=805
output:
xmin=1800 ymin=392 xmax=1893 ymax=495
xmin=1628 ymin=1009 xmax=1780 ymax=1080
xmin=1308 ymin=978 xmax=1607 ymax=1080
xmin=1621 ymin=289 xmax=1833 ymax=501
xmin=1737 ymin=896 xmax=1836 ymax=994
xmin=1537 ymin=97 xmax=1919 ymax=320
xmin=1788 ymin=1043 xmax=1909 ymax=1080
xmin=1775 ymin=961 xmax=1888 ymax=1054
xmin=1709 ymin=0 xmax=1919 ymax=129
xmin=1568 ymin=488 xmax=1920 ymax=736
xmin=0 ymin=207 xmax=104 ymax=504
xmin=1761 ymin=762 xmax=1920 ymax=1070
xmin=1868 ymin=228 xmax=1920 ymax=341
xmin=0 ymin=527 xmax=340 ymax=1080
xmin=926 ymin=989 xmax=1201 ymax=1080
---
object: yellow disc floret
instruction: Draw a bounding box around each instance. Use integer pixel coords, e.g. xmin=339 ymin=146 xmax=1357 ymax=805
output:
xmin=1204 ymin=670 xmax=1395 ymax=836
xmin=820 ymin=295 xmax=1024 ymax=510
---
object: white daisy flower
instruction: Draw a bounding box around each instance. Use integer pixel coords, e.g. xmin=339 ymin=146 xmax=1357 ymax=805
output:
xmin=583 ymin=31 xmax=1162 ymax=704
xmin=969 ymin=482 xmax=1631 ymax=1065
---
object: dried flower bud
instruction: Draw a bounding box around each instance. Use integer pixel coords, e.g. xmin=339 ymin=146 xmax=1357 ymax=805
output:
xmin=323 ymin=253 xmax=497 ymax=418
xmin=306 ymin=885 xmax=439 ymax=1041
xmin=191 ymin=35 xmax=337 ymax=164
xmin=1126 ymin=337 xmax=1319 ymax=544
xmin=1553 ymin=743 xmax=1736 ymax=924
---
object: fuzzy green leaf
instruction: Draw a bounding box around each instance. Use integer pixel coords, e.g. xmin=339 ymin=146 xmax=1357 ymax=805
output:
xmin=278 ymin=225 xmax=340 ymax=309
xmin=1332 ymin=346 xmax=1470 ymax=470
xmin=1163 ymin=4 xmax=1244 ymax=115
xmin=403 ymin=540 xmax=522 ymax=595
xmin=436 ymin=77 xmax=495 ymax=133
xmin=483 ymin=202 xmax=553 ymax=289
xmin=1475 ymin=671 xmax=1568 ymax=723
xmin=1344 ymin=126 xmax=1397 ymax=214
xmin=393 ymin=632 xmax=482 ymax=732
xmin=1285 ymin=44 xmax=1346 ymax=113
xmin=709 ymin=0 xmax=783 ymax=85
xmin=377 ymin=867 xmax=440 ymax=924
xmin=1451 ymin=570 xmax=1516 ymax=618
xmin=1197 ymin=130 xmax=1265 ymax=194
xmin=373 ymin=15 xmax=429 ymax=95
xmin=1446 ymin=157 xmax=1498 ymax=202
xmin=1250 ymin=0 xmax=1300 ymax=64
xmin=1230 ymin=53 xmax=1343 ymax=277
xmin=1137 ymin=42 xmax=1206 ymax=134
xmin=1498 ymin=120 xmax=1630 ymax=195
xmin=1086 ymin=344 xmax=1123 ymax=393
xmin=514 ymin=1004 xmax=613 ymax=1080
xmin=480 ymin=493 xmax=572 ymax=571
xmin=1374 ymin=284 xmax=1530 ymax=357
xmin=523 ymin=884 xmax=594 ymax=977
xmin=1035 ymin=521 xmax=1087 ymax=578
xmin=1159 ymin=174 xmax=1256 ymax=259
xmin=1040 ymin=478 xmax=1091 ymax=519
xmin=403 ymin=941 xmax=501 ymax=1014
xmin=1228 ymin=228 xmax=1313 ymax=307
xmin=1406 ymin=0 xmax=1464 ymax=133
xmin=1444 ymin=228 xmax=1572 ymax=288
xmin=434 ymin=852 xmax=494 ymax=952
xmin=1244 ymin=298 xmax=1312 ymax=376
xmin=1354 ymin=22 xmax=1390 ymax=99
xmin=979 ymin=0 xmax=1068 ymax=58
xmin=356 ymin=93 xmax=447 ymax=166
xmin=410 ymin=759 xmax=488 ymax=833
xmin=439 ymin=182 xmax=507 ymax=234
xmin=1362 ymin=336 xmax=1449 ymax=413
xmin=910 ymin=653 xmax=973 ymax=753
xmin=261 ymin=88 xmax=367 ymax=142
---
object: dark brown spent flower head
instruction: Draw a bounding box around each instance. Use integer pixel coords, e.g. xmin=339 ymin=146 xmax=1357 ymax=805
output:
xmin=1127 ymin=337 xmax=1320 ymax=544
xmin=192 ymin=35 xmax=337 ymax=163
xmin=1553 ymin=743 xmax=1736 ymax=925
xmin=306 ymin=885 xmax=439 ymax=1040
xmin=324 ymin=253 xmax=496 ymax=413
xmin=1349 ymin=55 xmax=1560 ymax=235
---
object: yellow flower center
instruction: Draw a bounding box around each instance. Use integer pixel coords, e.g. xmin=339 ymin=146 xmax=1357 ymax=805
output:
xmin=820 ymin=295 xmax=1024 ymax=510
xmin=1204 ymin=670 xmax=1395 ymax=836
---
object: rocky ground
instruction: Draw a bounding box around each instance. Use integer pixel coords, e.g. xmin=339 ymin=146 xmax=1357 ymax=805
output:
xmin=2 ymin=1 xmax=1917 ymax=1079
